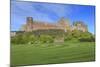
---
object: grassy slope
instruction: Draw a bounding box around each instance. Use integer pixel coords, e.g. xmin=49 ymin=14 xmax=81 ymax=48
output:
xmin=11 ymin=42 xmax=95 ymax=66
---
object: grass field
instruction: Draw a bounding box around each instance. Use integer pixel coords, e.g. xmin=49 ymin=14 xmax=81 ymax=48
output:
xmin=11 ymin=42 xmax=95 ymax=66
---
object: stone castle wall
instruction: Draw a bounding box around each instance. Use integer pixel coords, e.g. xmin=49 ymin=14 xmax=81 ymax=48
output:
xmin=20 ymin=17 xmax=88 ymax=32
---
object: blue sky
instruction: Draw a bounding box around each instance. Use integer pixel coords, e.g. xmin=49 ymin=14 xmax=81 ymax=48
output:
xmin=11 ymin=1 xmax=95 ymax=34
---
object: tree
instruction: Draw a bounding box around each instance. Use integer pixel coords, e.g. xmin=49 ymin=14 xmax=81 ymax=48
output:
xmin=39 ymin=35 xmax=53 ymax=43
xmin=72 ymin=30 xmax=81 ymax=38
xmin=79 ymin=32 xmax=95 ymax=42
xmin=64 ymin=31 xmax=73 ymax=41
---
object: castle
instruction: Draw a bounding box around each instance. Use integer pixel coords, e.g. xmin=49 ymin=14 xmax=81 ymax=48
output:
xmin=20 ymin=17 xmax=88 ymax=32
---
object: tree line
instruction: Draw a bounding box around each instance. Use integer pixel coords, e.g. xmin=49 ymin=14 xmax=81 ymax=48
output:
xmin=11 ymin=29 xmax=95 ymax=44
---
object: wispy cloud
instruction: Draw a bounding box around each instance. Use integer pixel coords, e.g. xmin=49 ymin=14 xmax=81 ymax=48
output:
xmin=11 ymin=1 xmax=72 ymax=22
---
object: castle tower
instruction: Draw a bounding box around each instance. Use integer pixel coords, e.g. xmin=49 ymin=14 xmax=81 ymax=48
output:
xmin=73 ymin=21 xmax=88 ymax=32
xmin=26 ymin=17 xmax=33 ymax=32
xmin=58 ymin=17 xmax=70 ymax=32
xmin=27 ymin=17 xmax=33 ymax=24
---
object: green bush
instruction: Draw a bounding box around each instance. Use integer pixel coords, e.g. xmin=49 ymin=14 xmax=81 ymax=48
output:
xmin=11 ymin=33 xmax=38 ymax=44
xmin=39 ymin=35 xmax=53 ymax=43
xmin=11 ymin=34 xmax=25 ymax=44
xmin=64 ymin=30 xmax=95 ymax=42
xmin=11 ymin=30 xmax=95 ymax=45
xmin=71 ymin=30 xmax=82 ymax=38
xmin=79 ymin=32 xmax=95 ymax=42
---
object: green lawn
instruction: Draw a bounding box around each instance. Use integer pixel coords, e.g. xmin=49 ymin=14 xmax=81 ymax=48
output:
xmin=11 ymin=42 xmax=95 ymax=66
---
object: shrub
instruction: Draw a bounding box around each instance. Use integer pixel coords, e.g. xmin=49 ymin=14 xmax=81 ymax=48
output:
xmin=11 ymin=34 xmax=25 ymax=44
xmin=64 ymin=31 xmax=74 ymax=41
xmin=11 ymin=33 xmax=37 ymax=44
xmin=79 ymin=32 xmax=95 ymax=42
xmin=71 ymin=30 xmax=82 ymax=38
xmin=39 ymin=35 xmax=53 ymax=43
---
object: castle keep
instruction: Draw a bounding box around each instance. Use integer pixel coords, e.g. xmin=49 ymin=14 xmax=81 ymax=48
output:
xmin=20 ymin=17 xmax=88 ymax=32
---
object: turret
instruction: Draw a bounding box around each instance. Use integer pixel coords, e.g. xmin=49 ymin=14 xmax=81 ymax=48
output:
xmin=26 ymin=17 xmax=33 ymax=32
xmin=27 ymin=17 xmax=33 ymax=25
xmin=58 ymin=17 xmax=70 ymax=32
xmin=73 ymin=21 xmax=88 ymax=32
